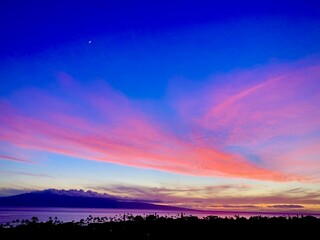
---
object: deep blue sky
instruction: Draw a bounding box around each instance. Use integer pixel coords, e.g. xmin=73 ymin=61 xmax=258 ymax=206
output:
xmin=1 ymin=1 xmax=320 ymax=56
xmin=1 ymin=1 xmax=320 ymax=98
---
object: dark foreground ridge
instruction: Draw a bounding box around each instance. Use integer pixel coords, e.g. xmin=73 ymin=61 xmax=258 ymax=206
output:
xmin=1 ymin=214 xmax=319 ymax=240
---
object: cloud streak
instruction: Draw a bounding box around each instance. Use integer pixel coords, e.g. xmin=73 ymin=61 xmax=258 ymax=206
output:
xmin=0 ymin=154 xmax=32 ymax=163
xmin=268 ymin=205 xmax=305 ymax=209
xmin=0 ymin=170 xmax=54 ymax=178
xmin=90 ymin=184 xmax=320 ymax=210
xmin=0 ymin=188 xmax=35 ymax=197
xmin=0 ymin=58 xmax=319 ymax=181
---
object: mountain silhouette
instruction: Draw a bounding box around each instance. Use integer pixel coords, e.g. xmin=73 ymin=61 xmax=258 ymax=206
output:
xmin=0 ymin=189 xmax=188 ymax=211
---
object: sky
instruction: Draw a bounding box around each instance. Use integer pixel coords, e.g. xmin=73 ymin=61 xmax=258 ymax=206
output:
xmin=1 ymin=0 xmax=320 ymax=212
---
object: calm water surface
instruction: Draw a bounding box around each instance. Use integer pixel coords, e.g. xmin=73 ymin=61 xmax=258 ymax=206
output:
xmin=0 ymin=207 xmax=319 ymax=224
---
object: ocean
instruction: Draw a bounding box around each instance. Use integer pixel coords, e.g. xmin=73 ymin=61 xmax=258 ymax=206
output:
xmin=1 ymin=207 xmax=319 ymax=224
xmin=0 ymin=207 xmax=188 ymax=224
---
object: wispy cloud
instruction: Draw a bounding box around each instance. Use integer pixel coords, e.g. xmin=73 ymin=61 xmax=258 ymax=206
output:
xmin=1 ymin=186 xmax=319 ymax=210
xmin=0 ymin=58 xmax=319 ymax=181
xmin=0 ymin=170 xmax=54 ymax=178
xmin=0 ymin=154 xmax=32 ymax=163
xmin=267 ymin=205 xmax=305 ymax=209
xmin=211 ymin=205 xmax=259 ymax=209
xmin=90 ymin=183 xmax=252 ymax=202
xmin=90 ymin=184 xmax=320 ymax=209
xmin=0 ymin=188 xmax=34 ymax=197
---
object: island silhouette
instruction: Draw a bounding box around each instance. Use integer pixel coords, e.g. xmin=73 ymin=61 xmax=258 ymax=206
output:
xmin=0 ymin=189 xmax=189 ymax=211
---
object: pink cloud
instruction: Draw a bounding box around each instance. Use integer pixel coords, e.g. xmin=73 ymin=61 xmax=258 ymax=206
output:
xmin=173 ymin=59 xmax=320 ymax=177
xmin=197 ymin=66 xmax=320 ymax=145
xmin=0 ymin=105 xmax=294 ymax=181
xmin=1 ymin=59 xmax=319 ymax=182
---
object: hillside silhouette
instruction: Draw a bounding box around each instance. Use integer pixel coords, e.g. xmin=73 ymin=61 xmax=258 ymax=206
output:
xmin=1 ymin=214 xmax=319 ymax=240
